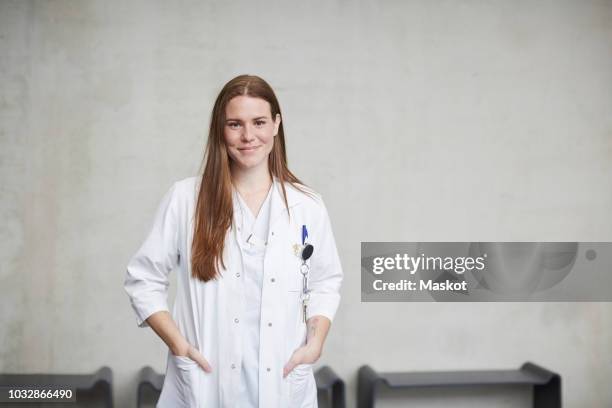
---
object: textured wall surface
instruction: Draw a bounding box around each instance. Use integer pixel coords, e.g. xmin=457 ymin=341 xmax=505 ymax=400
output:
xmin=1 ymin=1 xmax=610 ymax=407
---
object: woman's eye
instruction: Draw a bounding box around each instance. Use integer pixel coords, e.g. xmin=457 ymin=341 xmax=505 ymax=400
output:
xmin=255 ymin=120 xmax=266 ymax=127
xmin=228 ymin=122 xmax=241 ymax=129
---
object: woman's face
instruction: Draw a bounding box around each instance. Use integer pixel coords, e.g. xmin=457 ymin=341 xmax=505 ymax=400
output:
xmin=223 ymin=95 xmax=281 ymax=172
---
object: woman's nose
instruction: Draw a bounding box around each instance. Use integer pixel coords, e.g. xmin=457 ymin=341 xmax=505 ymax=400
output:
xmin=241 ymin=124 xmax=255 ymax=142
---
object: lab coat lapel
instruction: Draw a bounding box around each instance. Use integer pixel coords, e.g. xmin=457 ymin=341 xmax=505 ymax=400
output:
xmin=268 ymin=177 xmax=304 ymax=233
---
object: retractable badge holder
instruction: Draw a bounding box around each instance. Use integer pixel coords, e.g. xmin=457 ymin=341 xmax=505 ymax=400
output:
xmin=300 ymin=225 xmax=314 ymax=323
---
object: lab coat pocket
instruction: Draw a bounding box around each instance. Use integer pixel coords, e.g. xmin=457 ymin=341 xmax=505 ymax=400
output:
xmin=287 ymin=363 xmax=315 ymax=407
xmin=171 ymin=355 xmax=200 ymax=407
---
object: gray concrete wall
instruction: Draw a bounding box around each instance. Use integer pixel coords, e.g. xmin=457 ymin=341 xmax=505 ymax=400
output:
xmin=1 ymin=1 xmax=610 ymax=407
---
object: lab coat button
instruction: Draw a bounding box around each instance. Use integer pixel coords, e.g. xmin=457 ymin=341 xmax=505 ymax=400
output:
xmin=266 ymin=367 xmax=271 ymax=372
xmin=268 ymin=322 xmax=272 ymax=327
xmin=236 ymin=272 xmax=240 ymax=278
xmin=270 ymin=278 xmax=275 ymax=283
xmin=234 ymin=318 xmax=239 ymax=323
xmin=231 ymin=363 xmax=236 ymax=369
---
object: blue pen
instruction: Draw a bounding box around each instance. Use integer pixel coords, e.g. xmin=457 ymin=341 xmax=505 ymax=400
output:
xmin=302 ymin=225 xmax=308 ymax=245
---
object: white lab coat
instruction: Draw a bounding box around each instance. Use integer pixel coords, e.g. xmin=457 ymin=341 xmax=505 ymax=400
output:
xmin=124 ymin=175 xmax=343 ymax=408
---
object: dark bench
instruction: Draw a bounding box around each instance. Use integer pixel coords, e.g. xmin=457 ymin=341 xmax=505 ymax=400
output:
xmin=136 ymin=366 xmax=164 ymax=408
xmin=315 ymin=365 xmax=346 ymax=408
xmin=137 ymin=365 xmax=346 ymax=408
xmin=0 ymin=366 xmax=113 ymax=407
xmin=358 ymin=361 xmax=561 ymax=408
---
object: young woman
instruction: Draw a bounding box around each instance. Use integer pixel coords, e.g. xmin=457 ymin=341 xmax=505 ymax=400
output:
xmin=124 ymin=75 xmax=343 ymax=407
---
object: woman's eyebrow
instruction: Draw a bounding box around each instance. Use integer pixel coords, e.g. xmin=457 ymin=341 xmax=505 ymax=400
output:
xmin=225 ymin=116 xmax=268 ymax=122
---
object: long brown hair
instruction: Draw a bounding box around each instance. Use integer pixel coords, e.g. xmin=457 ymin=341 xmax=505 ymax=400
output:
xmin=191 ymin=75 xmax=305 ymax=282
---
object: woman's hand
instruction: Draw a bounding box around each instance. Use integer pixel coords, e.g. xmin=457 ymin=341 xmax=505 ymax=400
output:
xmin=173 ymin=342 xmax=213 ymax=373
xmin=282 ymin=341 xmax=322 ymax=378
xmin=147 ymin=311 xmax=213 ymax=373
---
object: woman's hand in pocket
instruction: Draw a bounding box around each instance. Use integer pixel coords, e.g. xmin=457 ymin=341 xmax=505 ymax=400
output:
xmin=173 ymin=343 xmax=213 ymax=373
xmin=283 ymin=342 xmax=321 ymax=378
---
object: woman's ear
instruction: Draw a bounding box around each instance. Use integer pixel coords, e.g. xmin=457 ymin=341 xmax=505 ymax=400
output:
xmin=274 ymin=113 xmax=281 ymax=136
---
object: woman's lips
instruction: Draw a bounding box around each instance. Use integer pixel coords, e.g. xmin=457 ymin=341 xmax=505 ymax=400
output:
xmin=238 ymin=146 xmax=260 ymax=151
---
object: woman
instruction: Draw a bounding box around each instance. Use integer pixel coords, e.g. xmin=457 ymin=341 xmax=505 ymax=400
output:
xmin=124 ymin=74 xmax=343 ymax=408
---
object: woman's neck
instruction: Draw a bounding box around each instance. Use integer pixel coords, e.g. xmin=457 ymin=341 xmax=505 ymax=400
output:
xmin=230 ymin=162 xmax=273 ymax=196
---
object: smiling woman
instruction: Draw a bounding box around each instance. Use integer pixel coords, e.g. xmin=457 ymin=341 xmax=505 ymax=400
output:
xmin=124 ymin=74 xmax=344 ymax=408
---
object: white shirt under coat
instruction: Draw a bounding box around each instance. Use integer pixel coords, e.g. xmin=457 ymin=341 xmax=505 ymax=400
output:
xmin=234 ymin=182 xmax=273 ymax=407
